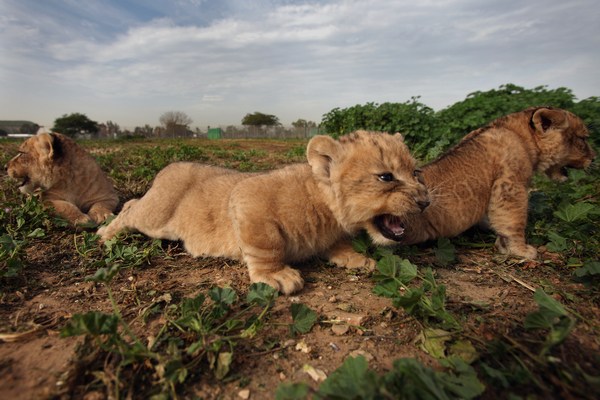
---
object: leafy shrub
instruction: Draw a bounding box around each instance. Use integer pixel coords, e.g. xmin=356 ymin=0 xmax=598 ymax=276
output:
xmin=0 ymin=195 xmax=53 ymax=279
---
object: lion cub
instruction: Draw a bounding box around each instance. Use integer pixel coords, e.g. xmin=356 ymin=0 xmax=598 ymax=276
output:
xmin=98 ymin=131 xmax=430 ymax=294
xmin=400 ymin=107 xmax=595 ymax=259
xmin=6 ymin=132 xmax=119 ymax=225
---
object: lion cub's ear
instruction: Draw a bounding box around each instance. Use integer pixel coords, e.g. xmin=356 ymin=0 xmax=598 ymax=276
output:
xmin=306 ymin=135 xmax=341 ymax=180
xmin=393 ymin=132 xmax=405 ymax=141
xmin=532 ymin=108 xmax=569 ymax=133
xmin=34 ymin=132 xmax=55 ymax=161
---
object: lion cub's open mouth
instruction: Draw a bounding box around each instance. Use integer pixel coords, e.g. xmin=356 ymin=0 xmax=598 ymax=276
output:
xmin=374 ymin=214 xmax=406 ymax=241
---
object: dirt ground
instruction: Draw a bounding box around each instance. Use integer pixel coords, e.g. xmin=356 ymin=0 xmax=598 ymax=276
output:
xmin=1 ymin=138 xmax=599 ymax=399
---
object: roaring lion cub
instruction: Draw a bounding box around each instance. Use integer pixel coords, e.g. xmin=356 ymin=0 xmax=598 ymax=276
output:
xmin=98 ymin=131 xmax=430 ymax=294
xmin=6 ymin=132 xmax=119 ymax=225
xmin=400 ymin=107 xmax=595 ymax=259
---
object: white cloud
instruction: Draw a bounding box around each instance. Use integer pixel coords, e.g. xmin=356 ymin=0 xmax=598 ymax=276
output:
xmin=1 ymin=0 xmax=599 ymax=128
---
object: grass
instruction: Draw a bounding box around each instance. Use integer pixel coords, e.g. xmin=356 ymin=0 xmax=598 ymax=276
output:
xmin=1 ymin=136 xmax=599 ymax=399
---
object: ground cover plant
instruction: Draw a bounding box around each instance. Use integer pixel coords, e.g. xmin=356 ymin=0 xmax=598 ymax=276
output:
xmin=1 ymin=132 xmax=599 ymax=399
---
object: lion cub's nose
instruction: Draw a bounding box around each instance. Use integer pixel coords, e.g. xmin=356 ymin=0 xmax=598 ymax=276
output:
xmin=417 ymin=199 xmax=430 ymax=211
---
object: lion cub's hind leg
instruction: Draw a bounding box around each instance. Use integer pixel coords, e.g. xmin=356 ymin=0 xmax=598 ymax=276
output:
xmin=97 ymin=199 xmax=140 ymax=241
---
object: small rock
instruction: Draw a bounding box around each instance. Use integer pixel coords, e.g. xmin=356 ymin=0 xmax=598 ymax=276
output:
xmin=238 ymin=389 xmax=250 ymax=399
xmin=303 ymin=364 xmax=327 ymax=382
xmin=331 ymin=324 xmax=350 ymax=336
xmin=336 ymin=303 xmax=353 ymax=312
xmin=328 ymin=295 xmax=337 ymax=303
xmin=349 ymin=349 xmax=374 ymax=361
xmin=332 ymin=311 xmax=366 ymax=327
xmin=295 ymin=340 xmax=311 ymax=353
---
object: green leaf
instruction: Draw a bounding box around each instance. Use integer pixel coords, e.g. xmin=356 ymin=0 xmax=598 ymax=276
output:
xmin=215 ymin=352 xmax=233 ymax=380
xmin=290 ymin=303 xmax=318 ymax=335
xmin=420 ymin=328 xmax=451 ymax=359
xmin=163 ymin=360 xmax=188 ymax=384
xmin=439 ymin=357 xmax=486 ymax=399
xmin=372 ymin=279 xmax=400 ymax=298
xmin=180 ymin=293 xmax=206 ymax=318
xmin=392 ymin=287 xmax=424 ymax=314
xmin=317 ymin=356 xmax=380 ymax=398
xmin=61 ymin=311 xmax=119 ymax=337
xmin=553 ymin=202 xmax=595 ymax=222
xmin=524 ymin=289 xmax=575 ymax=354
xmin=546 ymin=230 xmax=568 ymax=252
xmin=435 ymin=238 xmax=456 ymax=266
xmin=209 ymin=287 xmax=238 ymax=307
xmin=574 ymin=261 xmax=600 ymax=278
xmin=448 ymin=340 xmax=479 ymax=364
xmin=246 ymin=282 xmax=278 ymax=306
xmin=532 ymin=288 xmax=568 ymax=317
xmin=375 ymin=255 xmax=417 ymax=283
xmin=85 ymin=264 xmax=121 ymax=283
xmin=275 ymin=383 xmax=310 ymax=400
xmin=26 ymin=228 xmax=45 ymax=238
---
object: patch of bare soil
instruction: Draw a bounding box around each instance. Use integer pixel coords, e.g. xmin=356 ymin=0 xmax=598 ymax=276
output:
xmin=2 ymin=236 xmax=598 ymax=399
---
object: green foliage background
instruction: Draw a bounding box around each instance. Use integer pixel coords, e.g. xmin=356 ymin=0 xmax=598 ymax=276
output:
xmin=321 ymin=84 xmax=600 ymax=160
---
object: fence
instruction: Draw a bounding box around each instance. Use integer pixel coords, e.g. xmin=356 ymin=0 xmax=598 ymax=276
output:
xmin=203 ymin=125 xmax=322 ymax=139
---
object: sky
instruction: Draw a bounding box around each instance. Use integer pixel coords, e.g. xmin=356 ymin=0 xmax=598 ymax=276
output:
xmin=1 ymin=0 xmax=599 ymax=130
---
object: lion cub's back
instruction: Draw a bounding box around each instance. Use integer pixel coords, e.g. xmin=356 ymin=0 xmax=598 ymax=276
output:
xmin=151 ymin=162 xmax=251 ymax=258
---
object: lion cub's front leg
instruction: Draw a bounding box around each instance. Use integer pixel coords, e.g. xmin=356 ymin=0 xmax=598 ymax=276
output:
xmin=88 ymin=201 xmax=118 ymax=224
xmin=488 ymin=179 xmax=537 ymax=259
xmin=233 ymin=218 xmax=304 ymax=294
xmin=47 ymin=199 xmax=93 ymax=226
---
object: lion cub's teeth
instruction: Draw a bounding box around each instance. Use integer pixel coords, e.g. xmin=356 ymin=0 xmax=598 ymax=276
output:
xmin=385 ymin=215 xmax=405 ymax=236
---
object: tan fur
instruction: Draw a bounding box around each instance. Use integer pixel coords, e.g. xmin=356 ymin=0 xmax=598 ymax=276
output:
xmin=98 ymin=131 xmax=430 ymax=294
xmin=6 ymin=132 xmax=119 ymax=225
xmin=401 ymin=107 xmax=595 ymax=258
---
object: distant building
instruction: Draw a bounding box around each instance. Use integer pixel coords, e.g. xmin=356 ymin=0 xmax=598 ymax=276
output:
xmin=0 ymin=120 xmax=40 ymax=137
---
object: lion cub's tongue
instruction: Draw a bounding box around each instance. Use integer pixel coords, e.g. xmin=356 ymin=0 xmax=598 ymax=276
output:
xmin=384 ymin=215 xmax=404 ymax=236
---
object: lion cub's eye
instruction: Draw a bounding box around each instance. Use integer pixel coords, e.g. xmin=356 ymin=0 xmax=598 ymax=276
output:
xmin=413 ymin=169 xmax=424 ymax=183
xmin=377 ymin=172 xmax=395 ymax=182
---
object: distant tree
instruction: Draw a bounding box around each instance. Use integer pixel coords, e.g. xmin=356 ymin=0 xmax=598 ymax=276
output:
xmin=242 ymin=112 xmax=280 ymax=127
xmin=105 ymin=120 xmax=121 ymax=138
xmin=134 ymin=124 xmax=154 ymax=137
xmin=52 ymin=113 xmax=99 ymax=137
xmin=291 ymin=119 xmax=317 ymax=129
xmin=160 ymin=111 xmax=193 ymax=137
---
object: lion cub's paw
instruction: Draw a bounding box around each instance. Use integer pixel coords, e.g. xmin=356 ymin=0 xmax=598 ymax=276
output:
xmin=496 ymin=238 xmax=538 ymax=259
xmin=88 ymin=209 xmax=114 ymax=224
xmin=249 ymin=266 xmax=304 ymax=295
xmin=330 ymin=253 xmax=376 ymax=271
xmin=512 ymin=245 xmax=538 ymax=260
xmin=96 ymin=225 xmax=116 ymax=243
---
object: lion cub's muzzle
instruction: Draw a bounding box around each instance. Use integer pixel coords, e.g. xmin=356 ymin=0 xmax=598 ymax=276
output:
xmin=374 ymin=191 xmax=430 ymax=242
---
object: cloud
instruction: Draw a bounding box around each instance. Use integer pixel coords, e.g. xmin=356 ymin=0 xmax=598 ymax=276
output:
xmin=1 ymin=0 xmax=599 ymax=127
